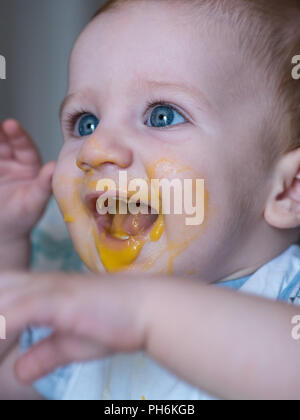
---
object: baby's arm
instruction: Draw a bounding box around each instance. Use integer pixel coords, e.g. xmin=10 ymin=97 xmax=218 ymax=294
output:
xmin=3 ymin=273 xmax=300 ymax=400
xmin=0 ymin=120 xmax=55 ymax=399
xmin=144 ymin=278 xmax=300 ymax=400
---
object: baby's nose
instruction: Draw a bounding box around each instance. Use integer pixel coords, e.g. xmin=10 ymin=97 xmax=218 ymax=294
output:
xmin=76 ymin=135 xmax=133 ymax=172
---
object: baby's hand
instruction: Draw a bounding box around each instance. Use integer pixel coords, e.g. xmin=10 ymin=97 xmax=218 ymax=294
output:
xmin=0 ymin=120 xmax=55 ymax=243
xmin=1 ymin=272 xmax=149 ymax=383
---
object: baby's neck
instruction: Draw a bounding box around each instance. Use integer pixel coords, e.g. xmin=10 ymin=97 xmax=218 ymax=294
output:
xmin=217 ymin=224 xmax=300 ymax=284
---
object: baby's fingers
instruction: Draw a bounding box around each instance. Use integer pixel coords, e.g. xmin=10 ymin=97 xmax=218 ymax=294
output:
xmin=2 ymin=119 xmax=41 ymax=165
xmin=15 ymin=334 xmax=110 ymax=384
xmin=0 ymin=124 xmax=13 ymax=159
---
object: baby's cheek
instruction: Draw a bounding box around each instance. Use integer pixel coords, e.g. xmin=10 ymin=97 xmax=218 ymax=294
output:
xmin=52 ymin=168 xmax=103 ymax=273
xmin=52 ymin=157 xmax=73 ymax=201
xmin=146 ymin=158 xmax=212 ymax=275
xmin=69 ymin=222 xmax=102 ymax=273
xmin=164 ymin=183 xmax=211 ymax=275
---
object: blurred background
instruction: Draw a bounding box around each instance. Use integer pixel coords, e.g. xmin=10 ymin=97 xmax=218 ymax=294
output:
xmin=0 ymin=0 xmax=106 ymax=162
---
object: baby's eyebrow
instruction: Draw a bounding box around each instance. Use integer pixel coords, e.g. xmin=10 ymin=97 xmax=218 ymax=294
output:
xmin=59 ymin=93 xmax=78 ymax=120
xmin=142 ymin=79 xmax=212 ymax=110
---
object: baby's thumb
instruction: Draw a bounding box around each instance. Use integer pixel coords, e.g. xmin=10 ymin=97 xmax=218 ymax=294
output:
xmin=30 ymin=161 xmax=56 ymax=212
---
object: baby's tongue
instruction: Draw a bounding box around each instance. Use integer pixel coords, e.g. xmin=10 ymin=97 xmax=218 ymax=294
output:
xmin=111 ymin=213 xmax=158 ymax=238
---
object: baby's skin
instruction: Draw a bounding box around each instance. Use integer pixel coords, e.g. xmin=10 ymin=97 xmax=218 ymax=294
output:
xmin=0 ymin=120 xmax=55 ymax=270
xmin=1 ymin=1 xmax=300 ymax=400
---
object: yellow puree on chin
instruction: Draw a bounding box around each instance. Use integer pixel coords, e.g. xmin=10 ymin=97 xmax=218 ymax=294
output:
xmin=93 ymin=214 xmax=165 ymax=274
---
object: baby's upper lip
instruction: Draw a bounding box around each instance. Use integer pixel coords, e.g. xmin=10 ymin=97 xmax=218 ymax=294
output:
xmin=85 ymin=190 xmax=133 ymax=215
xmin=85 ymin=190 xmax=160 ymax=239
xmin=85 ymin=189 xmax=160 ymax=216
xmin=85 ymin=192 xmax=103 ymax=216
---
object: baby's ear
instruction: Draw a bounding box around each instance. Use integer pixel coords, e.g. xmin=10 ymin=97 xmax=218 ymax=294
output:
xmin=265 ymin=147 xmax=300 ymax=229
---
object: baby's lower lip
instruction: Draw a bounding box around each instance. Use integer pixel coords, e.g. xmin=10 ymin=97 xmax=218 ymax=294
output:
xmin=92 ymin=211 xmax=160 ymax=274
xmin=94 ymin=212 xmax=158 ymax=246
xmin=85 ymin=193 xmax=159 ymax=242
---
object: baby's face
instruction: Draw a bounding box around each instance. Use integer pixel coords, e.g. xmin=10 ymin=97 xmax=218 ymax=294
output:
xmin=54 ymin=1 xmax=277 ymax=282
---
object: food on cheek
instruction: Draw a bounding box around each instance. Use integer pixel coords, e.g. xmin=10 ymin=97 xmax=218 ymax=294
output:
xmin=64 ymin=214 xmax=76 ymax=223
xmin=53 ymin=174 xmax=99 ymax=271
xmin=54 ymin=177 xmax=85 ymax=222
xmin=150 ymin=215 xmax=165 ymax=242
xmin=146 ymin=158 xmax=193 ymax=179
xmin=55 ymin=155 xmax=210 ymax=276
xmin=145 ymin=158 xmax=211 ymax=275
xmin=53 ymin=172 xmax=165 ymax=274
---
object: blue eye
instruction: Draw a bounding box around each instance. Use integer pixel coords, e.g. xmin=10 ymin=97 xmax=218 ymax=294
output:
xmin=77 ymin=114 xmax=99 ymax=137
xmin=146 ymin=105 xmax=186 ymax=128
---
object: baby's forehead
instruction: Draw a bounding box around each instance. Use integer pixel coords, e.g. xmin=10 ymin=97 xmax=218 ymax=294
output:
xmin=71 ymin=1 xmax=241 ymax=65
xmin=68 ymin=1 xmax=269 ymax=117
xmin=72 ymin=8 xmax=245 ymax=80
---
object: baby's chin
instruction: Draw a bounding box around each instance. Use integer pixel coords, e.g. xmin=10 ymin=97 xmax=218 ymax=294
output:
xmin=69 ymin=217 xmax=168 ymax=276
xmin=79 ymin=243 xmax=170 ymax=276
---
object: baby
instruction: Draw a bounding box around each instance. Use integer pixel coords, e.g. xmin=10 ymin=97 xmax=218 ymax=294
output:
xmin=0 ymin=0 xmax=300 ymax=400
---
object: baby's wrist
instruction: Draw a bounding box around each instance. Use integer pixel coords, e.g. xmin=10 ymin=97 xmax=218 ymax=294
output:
xmin=0 ymin=236 xmax=31 ymax=270
xmin=138 ymin=276 xmax=169 ymax=348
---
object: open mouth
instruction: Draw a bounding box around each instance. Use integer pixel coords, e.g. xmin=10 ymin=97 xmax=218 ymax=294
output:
xmin=84 ymin=191 xmax=165 ymax=273
xmin=86 ymin=192 xmax=159 ymax=242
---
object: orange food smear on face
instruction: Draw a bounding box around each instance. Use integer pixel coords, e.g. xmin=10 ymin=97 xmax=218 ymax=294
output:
xmin=76 ymin=161 xmax=90 ymax=173
xmin=55 ymin=170 xmax=167 ymax=274
xmin=54 ymin=174 xmax=102 ymax=272
xmin=64 ymin=214 xmax=76 ymax=223
xmin=58 ymin=178 xmax=86 ymax=221
xmin=94 ymin=230 xmax=145 ymax=273
xmin=145 ymin=158 xmax=211 ymax=275
xmin=150 ymin=215 xmax=164 ymax=241
xmin=166 ymin=182 xmax=210 ymax=275
xmin=57 ymin=154 xmax=211 ymax=276
xmin=94 ymin=214 xmax=165 ymax=274
xmin=146 ymin=158 xmax=193 ymax=179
